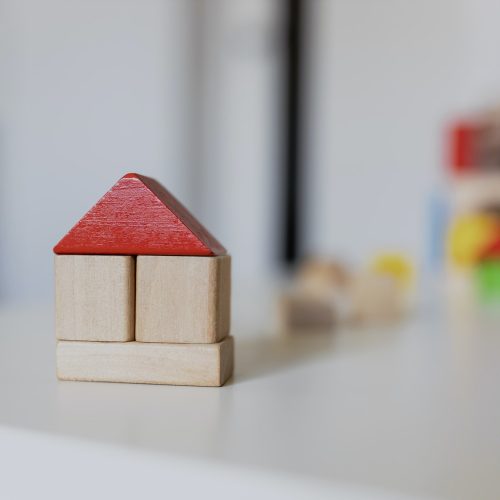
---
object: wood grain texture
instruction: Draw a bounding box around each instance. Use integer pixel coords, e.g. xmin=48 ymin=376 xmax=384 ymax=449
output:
xmin=136 ymin=255 xmax=231 ymax=344
xmin=53 ymin=173 xmax=226 ymax=256
xmin=57 ymin=337 xmax=234 ymax=386
xmin=55 ymin=255 xmax=135 ymax=341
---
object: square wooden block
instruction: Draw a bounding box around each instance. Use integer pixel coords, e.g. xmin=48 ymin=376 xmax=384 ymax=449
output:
xmin=136 ymin=255 xmax=230 ymax=344
xmin=57 ymin=336 xmax=234 ymax=387
xmin=55 ymin=255 xmax=135 ymax=342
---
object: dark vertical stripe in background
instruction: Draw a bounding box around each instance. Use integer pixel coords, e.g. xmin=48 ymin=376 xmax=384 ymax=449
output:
xmin=282 ymin=0 xmax=304 ymax=264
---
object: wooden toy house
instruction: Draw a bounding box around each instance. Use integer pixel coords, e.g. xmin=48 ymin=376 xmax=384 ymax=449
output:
xmin=54 ymin=173 xmax=233 ymax=386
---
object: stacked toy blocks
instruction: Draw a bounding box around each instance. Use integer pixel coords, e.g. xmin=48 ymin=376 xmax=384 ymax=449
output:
xmin=54 ymin=173 xmax=233 ymax=387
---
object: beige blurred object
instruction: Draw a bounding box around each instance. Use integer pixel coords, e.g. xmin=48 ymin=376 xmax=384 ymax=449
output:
xmin=296 ymin=258 xmax=351 ymax=295
xmin=278 ymin=258 xmax=351 ymax=333
xmin=451 ymin=171 xmax=500 ymax=214
xmin=278 ymin=292 xmax=336 ymax=333
xmin=349 ymin=272 xmax=405 ymax=324
xmin=279 ymin=257 xmax=410 ymax=331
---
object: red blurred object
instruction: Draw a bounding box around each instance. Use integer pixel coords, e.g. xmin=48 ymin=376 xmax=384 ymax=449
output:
xmin=449 ymin=121 xmax=477 ymax=174
xmin=479 ymin=237 xmax=500 ymax=261
xmin=54 ymin=173 xmax=226 ymax=256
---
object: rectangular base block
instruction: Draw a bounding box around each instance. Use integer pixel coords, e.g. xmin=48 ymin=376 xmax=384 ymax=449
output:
xmin=56 ymin=337 xmax=234 ymax=387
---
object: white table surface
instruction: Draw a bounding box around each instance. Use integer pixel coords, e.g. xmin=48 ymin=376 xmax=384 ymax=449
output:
xmin=0 ymin=296 xmax=499 ymax=500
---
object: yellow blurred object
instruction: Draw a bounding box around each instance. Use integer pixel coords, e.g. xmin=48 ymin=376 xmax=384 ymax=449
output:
xmin=370 ymin=253 xmax=414 ymax=288
xmin=447 ymin=214 xmax=498 ymax=267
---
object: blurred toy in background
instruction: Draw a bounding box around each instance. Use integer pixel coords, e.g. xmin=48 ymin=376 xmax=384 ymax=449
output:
xmin=296 ymin=258 xmax=351 ymax=294
xmin=445 ymin=111 xmax=500 ymax=306
xmin=278 ymin=293 xmax=336 ymax=333
xmin=278 ymin=258 xmax=350 ymax=333
xmin=351 ymin=253 xmax=414 ymax=324
xmin=475 ymin=237 xmax=500 ymax=303
xmin=370 ymin=253 xmax=414 ymax=289
xmin=447 ymin=214 xmax=498 ymax=267
xmin=349 ymin=272 xmax=404 ymax=324
xmin=278 ymin=253 xmax=414 ymax=333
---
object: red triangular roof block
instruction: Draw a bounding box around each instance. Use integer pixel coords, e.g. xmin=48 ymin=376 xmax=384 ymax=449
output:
xmin=54 ymin=173 xmax=226 ymax=256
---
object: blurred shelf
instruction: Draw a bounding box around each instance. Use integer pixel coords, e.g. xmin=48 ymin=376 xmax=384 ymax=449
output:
xmin=0 ymin=301 xmax=499 ymax=499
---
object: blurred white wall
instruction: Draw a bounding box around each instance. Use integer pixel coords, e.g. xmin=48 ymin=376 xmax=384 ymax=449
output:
xmin=303 ymin=0 xmax=500 ymax=267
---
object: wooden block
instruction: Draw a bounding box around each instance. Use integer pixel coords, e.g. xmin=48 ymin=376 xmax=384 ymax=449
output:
xmin=136 ymin=255 xmax=230 ymax=344
xmin=53 ymin=173 xmax=226 ymax=256
xmin=296 ymin=258 xmax=351 ymax=294
xmin=56 ymin=337 xmax=234 ymax=387
xmin=349 ymin=272 xmax=405 ymax=324
xmin=278 ymin=293 xmax=336 ymax=333
xmin=55 ymin=255 xmax=135 ymax=342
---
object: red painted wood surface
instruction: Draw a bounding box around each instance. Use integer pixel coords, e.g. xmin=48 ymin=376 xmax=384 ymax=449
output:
xmin=449 ymin=121 xmax=476 ymax=175
xmin=54 ymin=173 xmax=226 ymax=256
